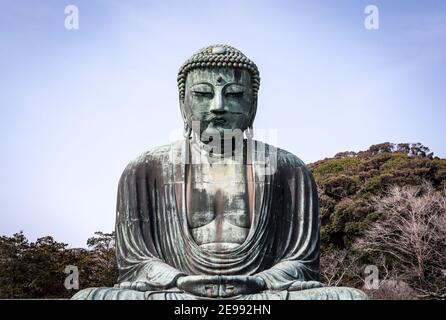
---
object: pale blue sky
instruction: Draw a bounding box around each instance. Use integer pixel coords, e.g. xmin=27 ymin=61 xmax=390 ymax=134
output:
xmin=1 ymin=0 xmax=445 ymax=247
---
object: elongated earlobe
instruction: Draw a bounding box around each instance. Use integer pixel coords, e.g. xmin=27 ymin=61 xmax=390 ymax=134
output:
xmin=183 ymin=122 xmax=192 ymax=139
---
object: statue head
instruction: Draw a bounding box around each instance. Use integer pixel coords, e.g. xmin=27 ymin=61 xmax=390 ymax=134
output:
xmin=177 ymin=45 xmax=260 ymax=140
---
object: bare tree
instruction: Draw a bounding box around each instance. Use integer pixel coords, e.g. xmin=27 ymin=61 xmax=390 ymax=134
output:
xmin=320 ymin=249 xmax=363 ymax=287
xmin=354 ymin=182 xmax=446 ymax=298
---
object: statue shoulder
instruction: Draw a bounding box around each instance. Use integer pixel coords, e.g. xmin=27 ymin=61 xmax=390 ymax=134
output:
xmin=276 ymin=147 xmax=307 ymax=168
xmin=255 ymin=141 xmax=306 ymax=169
xmin=272 ymin=146 xmax=316 ymax=185
xmin=120 ymin=141 xmax=182 ymax=175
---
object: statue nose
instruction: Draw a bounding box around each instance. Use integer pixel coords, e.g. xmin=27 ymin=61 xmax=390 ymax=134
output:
xmin=210 ymin=92 xmax=226 ymax=114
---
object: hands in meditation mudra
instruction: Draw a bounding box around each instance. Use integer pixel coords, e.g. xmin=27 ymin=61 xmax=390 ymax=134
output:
xmin=73 ymin=45 xmax=367 ymax=300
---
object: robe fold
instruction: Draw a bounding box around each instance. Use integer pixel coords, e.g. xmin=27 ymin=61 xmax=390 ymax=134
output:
xmin=115 ymin=138 xmax=320 ymax=294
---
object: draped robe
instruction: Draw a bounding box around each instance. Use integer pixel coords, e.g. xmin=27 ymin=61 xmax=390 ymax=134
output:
xmin=73 ymin=139 xmax=368 ymax=299
xmin=109 ymin=139 xmax=319 ymax=298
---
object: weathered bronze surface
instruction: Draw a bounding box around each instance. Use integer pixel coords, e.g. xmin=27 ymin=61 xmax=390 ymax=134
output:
xmin=72 ymin=45 xmax=367 ymax=300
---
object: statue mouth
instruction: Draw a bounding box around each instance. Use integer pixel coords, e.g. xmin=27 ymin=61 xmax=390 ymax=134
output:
xmin=202 ymin=115 xmax=229 ymax=128
xmin=210 ymin=118 xmax=227 ymax=126
xmin=205 ymin=111 xmax=243 ymax=120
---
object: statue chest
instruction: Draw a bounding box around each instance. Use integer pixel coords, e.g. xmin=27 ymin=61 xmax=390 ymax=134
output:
xmin=185 ymin=161 xmax=254 ymax=249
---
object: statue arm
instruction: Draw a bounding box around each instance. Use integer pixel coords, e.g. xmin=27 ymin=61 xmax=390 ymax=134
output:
xmin=254 ymin=162 xmax=320 ymax=291
xmin=116 ymin=221 xmax=186 ymax=289
xmin=254 ymin=261 xmax=318 ymax=291
xmin=114 ymin=158 xmax=186 ymax=290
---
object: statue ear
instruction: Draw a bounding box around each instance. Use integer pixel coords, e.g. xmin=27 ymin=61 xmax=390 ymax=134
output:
xmin=179 ymin=96 xmax=192 ymax=138
xmin=249 ymin=96 xmax=258 ymax=127
xmin=179 ymin=96 xmax=188 ymax=124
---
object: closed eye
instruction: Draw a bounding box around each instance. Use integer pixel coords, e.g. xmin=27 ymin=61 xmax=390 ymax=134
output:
xmin=190 ymin=83 xmax=214 ymax=97
xmin=224 ymin=84 xmax=245 ymax=98
xmin=192 ymin=91 xmax=213 ymax=97
xmin=225 ymin=91 xmax=244 ymax=98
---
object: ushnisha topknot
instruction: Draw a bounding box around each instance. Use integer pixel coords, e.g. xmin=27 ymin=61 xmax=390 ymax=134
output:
xmin=177 ymin=44 xmax=260 ymax=101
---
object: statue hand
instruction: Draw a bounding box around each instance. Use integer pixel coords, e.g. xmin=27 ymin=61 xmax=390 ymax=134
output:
xmin=115 ymin=281 xmax=153 ymax=292
xmin=176 ymin=275 xmax=266 ymax=298
xmin=288 ymin=280 xmax=327 ymax=291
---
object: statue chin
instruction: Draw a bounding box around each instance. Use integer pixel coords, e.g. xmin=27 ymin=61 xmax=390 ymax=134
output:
xmin=72 ymin=45 xmax=367 ymax=301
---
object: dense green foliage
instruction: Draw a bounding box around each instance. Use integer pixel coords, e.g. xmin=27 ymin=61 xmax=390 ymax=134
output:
xmin=309 ymin=142 xmax=446 ymax=249
xmin=310 ymin=142 xmax=446 ymax=299
xmin=0 ymin=232 xmax=117 ymax=298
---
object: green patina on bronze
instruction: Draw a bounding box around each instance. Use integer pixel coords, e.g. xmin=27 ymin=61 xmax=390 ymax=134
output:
xmin=72 ymin=45 xmax=367 ymax=300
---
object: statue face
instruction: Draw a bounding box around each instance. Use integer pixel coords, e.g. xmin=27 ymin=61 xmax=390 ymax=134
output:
xmin=183 ymin=68 xmax=255 ymax=140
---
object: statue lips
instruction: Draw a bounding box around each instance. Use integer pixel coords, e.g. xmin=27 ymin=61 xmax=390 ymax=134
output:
xmin=210 ymin=117 xmax=226 ymax=126
xmin=204 ymin=114 xmax=228 ymax=128
xmin=205 ymin=112 xmax=244 ymax=128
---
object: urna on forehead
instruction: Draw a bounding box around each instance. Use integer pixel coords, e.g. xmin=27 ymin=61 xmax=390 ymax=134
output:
xmin=177 ymin=45 xmax=260 ymax=99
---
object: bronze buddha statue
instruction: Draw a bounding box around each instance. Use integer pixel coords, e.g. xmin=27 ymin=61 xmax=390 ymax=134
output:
xmin=73 ymin=45 xmax=367 ymax=300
